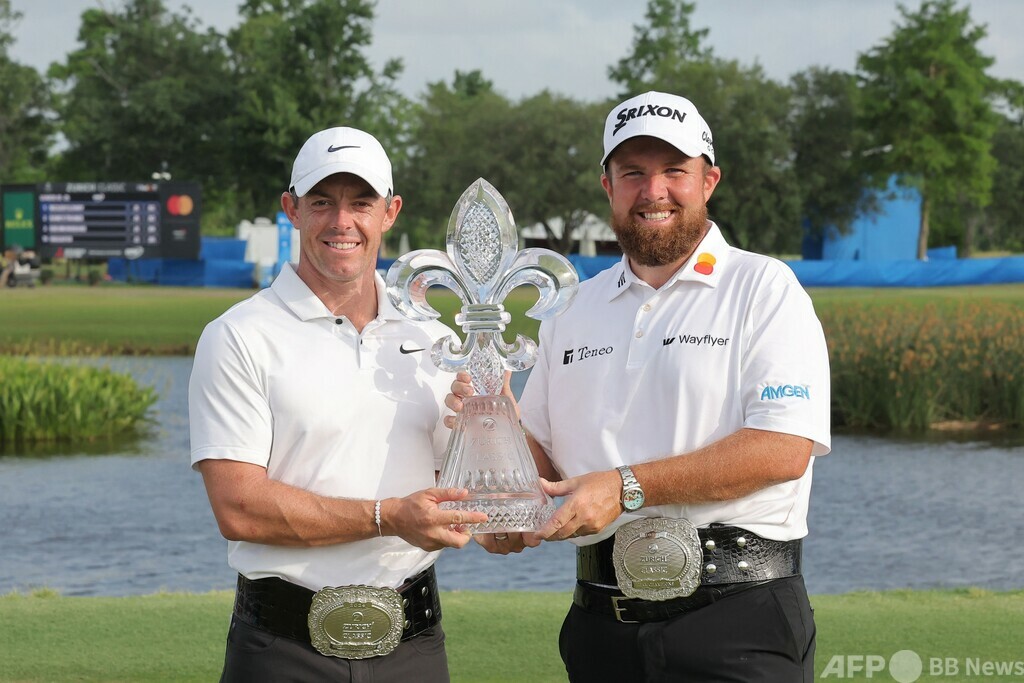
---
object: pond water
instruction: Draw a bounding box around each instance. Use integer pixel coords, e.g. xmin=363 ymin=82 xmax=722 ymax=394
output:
xmin=1 ymin=357 xmax=1022 ymax=596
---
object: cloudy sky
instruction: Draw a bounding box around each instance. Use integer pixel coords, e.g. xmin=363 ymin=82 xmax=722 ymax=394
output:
xmin=8 ymin=0 xmax=1024 ymax=102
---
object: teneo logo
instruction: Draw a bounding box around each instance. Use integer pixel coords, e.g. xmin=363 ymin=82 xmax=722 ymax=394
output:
xmin=759 ymin=384 xmax=811 ymax=400
xmin=613 ymin=104 xmax=687 ymax=134
xmin=563 ymin=345 xmax=613 ymax=364
xmin=662 ymin=333 xmax=729 ymax=348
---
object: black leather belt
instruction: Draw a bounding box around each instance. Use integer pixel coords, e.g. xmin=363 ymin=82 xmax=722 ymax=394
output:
xmin=232 ymin=567 xmax=441 ymax=645
xmin=575 ymin=524 xmax=801 ymax=623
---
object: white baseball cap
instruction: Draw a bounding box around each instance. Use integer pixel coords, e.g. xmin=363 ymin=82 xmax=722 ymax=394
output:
xmin=601 ymin=91 xmax=716 ymax=166
xmin=289 ymin=127 xmax=393 ymax=198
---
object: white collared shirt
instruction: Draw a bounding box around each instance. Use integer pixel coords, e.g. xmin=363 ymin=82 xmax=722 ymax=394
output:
xmin=189 ymin=263 xmax=456 ymax=591
xmin=520 ymin=223 xmax=831 ymax=543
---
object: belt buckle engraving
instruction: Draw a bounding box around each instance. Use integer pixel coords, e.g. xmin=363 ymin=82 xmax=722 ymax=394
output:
xmin=612 ymin=517 xmax=702 ymax=601
xmin=308 ymin=585 xmax=404 ymax=659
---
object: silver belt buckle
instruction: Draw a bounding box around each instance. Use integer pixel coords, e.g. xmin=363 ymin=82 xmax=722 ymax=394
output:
xmin=612 ymin=517 xmax=702 ymax=601
xmin=308 ymin=585 xmax=404 ymax=659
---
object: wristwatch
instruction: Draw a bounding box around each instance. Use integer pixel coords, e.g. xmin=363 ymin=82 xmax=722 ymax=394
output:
xmin=617 ymin=465 xmax=645 ymax=511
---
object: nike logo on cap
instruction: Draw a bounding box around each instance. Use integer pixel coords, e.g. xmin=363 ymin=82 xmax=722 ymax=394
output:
xmin=327 ymin=144 xmax=359 ymax=153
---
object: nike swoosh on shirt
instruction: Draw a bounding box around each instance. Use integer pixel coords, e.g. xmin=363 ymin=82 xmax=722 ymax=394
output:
xmin=399 ymin=344 xmax=426 ymax=354
xmin=327 ymin=145 xmax=360 ymax=153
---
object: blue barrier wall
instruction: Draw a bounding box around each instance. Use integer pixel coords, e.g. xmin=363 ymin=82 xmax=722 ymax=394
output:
xmin=113 ymin=245 xmax=1024 ymax=289
xmin=108 ymin=237 xmax=254 ymax=287
xmin=808 ymin=177 xmax=924 ymax=261
xmin=559 ymin=254 xmax=1024 ymax=287
xmin=786 ymin=256 xmax=1024 ymax=288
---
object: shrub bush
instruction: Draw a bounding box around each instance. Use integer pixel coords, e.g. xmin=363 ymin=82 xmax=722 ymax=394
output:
xmin=821 ymin=302 xmax=1024 ymax=431
xmin=0 ymin=357 xmax=157 ymax=446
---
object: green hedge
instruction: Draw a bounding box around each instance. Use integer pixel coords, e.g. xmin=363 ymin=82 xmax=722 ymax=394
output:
xmin=0 ymin=357 xmax=157 ymax=446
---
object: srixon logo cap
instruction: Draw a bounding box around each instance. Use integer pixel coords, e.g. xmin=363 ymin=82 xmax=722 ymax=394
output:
xmin=601 ymin=91 xmax=715 ymax=166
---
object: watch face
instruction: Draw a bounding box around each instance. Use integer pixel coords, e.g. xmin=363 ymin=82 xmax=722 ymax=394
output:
xmin=623 ymin=488 xmax=645 ymax=511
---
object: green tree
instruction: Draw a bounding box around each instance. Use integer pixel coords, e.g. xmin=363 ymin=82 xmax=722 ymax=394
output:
xmin=857 ymin=0 xmax=1000 ymax=259
xmin=980 ymin=105 xmax=1024 ymax=253
xmin=484 ymin=92 xmax=607 ymax=255
xmin=0 ymin=0 xmax=52 ymax=182
xmin=692 ymin=61 xmax=802 ymax=255
xmin=609 ymin=0 xmax=801 ymax=254
xmin=608 ymin=0 xmax=710 ymax=93
xmin=48 ymin=0 xmax=235 ymax=190
xmin=788 ymin=67 xmax=877 ymax=248
xmin=396 ymin=71 xmax=512 ymax=249
xmin=227 ymin=0 xmax=411 ymax=221
xmin=399 ymin=73 xmax=606 ymax=255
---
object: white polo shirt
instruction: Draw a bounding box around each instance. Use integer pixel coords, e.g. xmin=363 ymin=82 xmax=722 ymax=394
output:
xmin=189 ymin=263 xmax=455 ymax=592
xmin=520 ymin=223 xmax=831 ymax=543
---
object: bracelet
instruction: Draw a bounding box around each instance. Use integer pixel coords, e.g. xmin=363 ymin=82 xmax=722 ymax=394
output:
xmin=374 ymin=500 xmax=383 ymax=536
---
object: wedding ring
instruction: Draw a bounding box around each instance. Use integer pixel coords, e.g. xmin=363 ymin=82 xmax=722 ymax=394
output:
xmin=494 ymin=534 xmax=509 ymax=541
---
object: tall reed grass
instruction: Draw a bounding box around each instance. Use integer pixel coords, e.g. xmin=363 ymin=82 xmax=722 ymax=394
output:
xmin=0 ymin=357 xmax=156 ymax=446
xmin=821 ymin=301 xmax=1024 ymax=431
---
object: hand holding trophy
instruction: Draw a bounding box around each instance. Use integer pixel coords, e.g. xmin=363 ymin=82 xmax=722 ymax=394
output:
xmin=386 ymin=179 xmax=578 ymax=533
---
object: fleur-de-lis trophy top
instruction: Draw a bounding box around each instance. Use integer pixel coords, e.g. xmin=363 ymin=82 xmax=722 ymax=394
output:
xmin=386 ymin=178 xmax=579 ymax=533
xmin=386 ymin=178 xmax=578 ymax=393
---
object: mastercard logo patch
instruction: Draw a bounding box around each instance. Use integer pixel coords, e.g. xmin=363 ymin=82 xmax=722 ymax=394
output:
xmin=694 ymin=252 xmax=716 ymax=276
xmin=166 ymin=194 xmax=195 ymax=216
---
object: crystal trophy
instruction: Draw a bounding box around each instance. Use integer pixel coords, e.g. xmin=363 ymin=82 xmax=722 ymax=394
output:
xmin=386 ymin=179 xmax=578 ymax=533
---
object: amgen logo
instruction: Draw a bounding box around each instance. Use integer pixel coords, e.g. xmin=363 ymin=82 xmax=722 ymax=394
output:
xmin=760 ymin=384 xmax=811 ymax=400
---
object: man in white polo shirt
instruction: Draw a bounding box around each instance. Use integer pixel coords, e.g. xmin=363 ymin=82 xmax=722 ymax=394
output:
xmin=189 ymin=126 xmax=487 ymax=682
xmin=449 ymin=91 xmax=831 ymax=680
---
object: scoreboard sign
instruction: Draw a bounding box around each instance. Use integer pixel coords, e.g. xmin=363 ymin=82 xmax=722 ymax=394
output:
xmin=1 ymin=181 xmax=201 ymax=260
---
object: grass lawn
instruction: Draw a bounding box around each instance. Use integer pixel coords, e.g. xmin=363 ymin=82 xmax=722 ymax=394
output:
xmin=1 ymin=588 xmax=1022 ymax=682
xmin=2 ymin=281 xmax=1023 ymax=356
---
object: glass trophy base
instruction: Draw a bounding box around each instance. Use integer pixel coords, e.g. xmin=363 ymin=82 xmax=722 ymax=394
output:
xmin=437 ymin=395 xmax=555 ymax=534
xmin=441 ymin=495 xmax=556 ymax=534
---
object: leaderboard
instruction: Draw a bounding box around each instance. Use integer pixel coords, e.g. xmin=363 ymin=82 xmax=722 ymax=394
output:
xmin=4 ymin=181 xmax=202 ymax=260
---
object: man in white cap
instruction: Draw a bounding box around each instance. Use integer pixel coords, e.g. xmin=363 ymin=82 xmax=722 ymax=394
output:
xmin=449 ymin=91 xmax=831 ymax=680
xmin=189 ymin=126 xmax=487 ymax=681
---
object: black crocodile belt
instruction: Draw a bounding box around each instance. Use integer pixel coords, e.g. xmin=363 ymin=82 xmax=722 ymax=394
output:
xmin=232 ymin=567 xmax=440 ymax=644
xmin=574 ymin=524 xmax=801 ymax=623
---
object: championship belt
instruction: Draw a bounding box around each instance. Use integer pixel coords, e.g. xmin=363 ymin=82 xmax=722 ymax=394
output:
xmin=308 ymin=585 xmax=405 ymax=659
xmin=612 ymin=517 xmax=703 ymax=601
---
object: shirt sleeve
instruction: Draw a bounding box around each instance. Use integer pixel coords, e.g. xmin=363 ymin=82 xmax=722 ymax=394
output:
xmin=740 ymin=267 xmax=831 ymax=456
xmin=188 ymin=318 xmax=274 ymax=470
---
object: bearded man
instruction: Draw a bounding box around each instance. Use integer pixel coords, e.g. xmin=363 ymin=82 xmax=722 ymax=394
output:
xmin=448 ymin=91 xmax=832 ymax=681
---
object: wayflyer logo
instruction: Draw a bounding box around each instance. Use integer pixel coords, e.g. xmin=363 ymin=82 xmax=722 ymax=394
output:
xmin=820 ymin=649 xmax=1024 ymax=681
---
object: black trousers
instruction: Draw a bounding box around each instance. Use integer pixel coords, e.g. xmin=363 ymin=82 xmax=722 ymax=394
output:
xmin=220 ymin=615 xmax=450 ymax=683
xmin=559 ymin=575 xmax=816 ymax=683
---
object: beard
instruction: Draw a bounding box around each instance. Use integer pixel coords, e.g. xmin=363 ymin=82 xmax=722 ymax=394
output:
xmin=611 ymin=202 xmax=710 ymax=267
